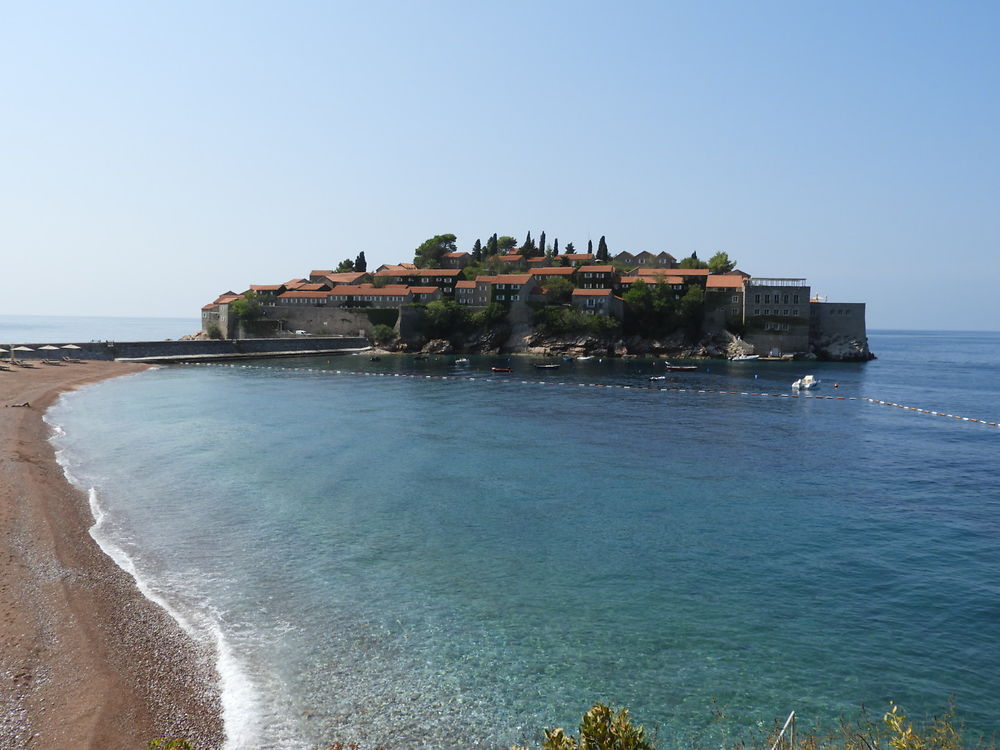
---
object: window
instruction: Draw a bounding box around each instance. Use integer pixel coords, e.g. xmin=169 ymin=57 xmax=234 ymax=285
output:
xmin=764 ymin=294 xmax=771 ymax=303
xmin=732 ymin=295 xmax=739 ymax=303
xmin=783 ymin=294 xmax=789 ymax=304
xmin=731 ymin=307 xmax=739 ymax=315
xmin=783 ymin=309 xmax=788 ymax=316
xmin=511 ymin=295 xmax=519 ymax=301
xmin=754 ymin=308 xmax=760 ymax=315
xmin=755 ymin=294 xmax=761 ymax=303
xmin=793 ymin=309 xmax=799 ymax=316
xmin=793 ymin=294 xmax=799 ymax=303
xmin=764 ymin=308 xmax=770 ymax=315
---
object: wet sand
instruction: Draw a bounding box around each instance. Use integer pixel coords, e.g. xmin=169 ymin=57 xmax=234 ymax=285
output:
xmin=0 ymin=360 xmax=223 ymax=749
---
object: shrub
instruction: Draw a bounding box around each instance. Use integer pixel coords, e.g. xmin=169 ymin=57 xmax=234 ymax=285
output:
xmin=205 ymin=323 xmax=223 ymax=340
xmin=372 ymin=324 xmax=395 ymax=345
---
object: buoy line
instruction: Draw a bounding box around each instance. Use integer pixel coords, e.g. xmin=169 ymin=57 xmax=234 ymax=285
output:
xmin=189 ymin=362 xmax=1000 ymax=429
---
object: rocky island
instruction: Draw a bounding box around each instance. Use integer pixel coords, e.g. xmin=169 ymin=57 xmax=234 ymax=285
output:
xmin=201 ymin=234 xmax=874 ymax=362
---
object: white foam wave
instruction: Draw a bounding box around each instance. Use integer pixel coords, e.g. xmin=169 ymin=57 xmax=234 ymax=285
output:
xmin=49 ymin=406 xmax=262 ymax=749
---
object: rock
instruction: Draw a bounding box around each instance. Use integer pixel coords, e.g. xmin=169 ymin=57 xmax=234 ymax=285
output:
xmin=811 ymin=335 xmax=876 ymax=361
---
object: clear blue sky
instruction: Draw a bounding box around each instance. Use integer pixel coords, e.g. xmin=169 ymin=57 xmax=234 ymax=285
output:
xmin=3 ymin=1 xmax=997 ymax=329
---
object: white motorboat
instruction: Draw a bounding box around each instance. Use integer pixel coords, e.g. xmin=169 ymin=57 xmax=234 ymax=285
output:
xmin=792 ymin=374 xmax=820 ymax=390
xmin=730 ymin=354 xmax=759 ymax=361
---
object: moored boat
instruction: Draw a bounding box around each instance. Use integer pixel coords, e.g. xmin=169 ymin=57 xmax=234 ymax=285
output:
xmin=663 ymin=361 xmax=697 ymax=371
xmin=730 ymin=354 xmax=759 ymax=361
xmin=533 ymin=364 xmax=560 ymax=370
xmin=792 ymin=374 xmax=820 ymax=390
xmin=491 ymin=366 xmax=512 ymax=373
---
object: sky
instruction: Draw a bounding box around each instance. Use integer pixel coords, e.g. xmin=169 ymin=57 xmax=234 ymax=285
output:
xmin=2 ymin=1 xmax=998 ymax=330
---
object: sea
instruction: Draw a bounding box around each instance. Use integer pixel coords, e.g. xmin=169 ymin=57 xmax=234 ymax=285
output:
xmin=26 ymin=316 xmax=1000 ymax=749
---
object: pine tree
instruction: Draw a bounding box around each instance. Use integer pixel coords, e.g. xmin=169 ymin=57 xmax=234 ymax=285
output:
xmin=564 ymin=241 xmax=575 ymax=254
xmin=486 ymin=233 xmax=498 ymax=256
xmin=597 ymin=235 xmax=609 ymax=262
xmin=354 ymin=251 xmax=367 ymax=272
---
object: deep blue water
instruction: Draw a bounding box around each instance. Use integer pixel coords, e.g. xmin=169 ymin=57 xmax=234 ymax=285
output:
xmin=48 ymin=331 xmax=1000 ymax=749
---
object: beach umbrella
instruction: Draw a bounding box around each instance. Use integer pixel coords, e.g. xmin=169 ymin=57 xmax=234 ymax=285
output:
xmin=39 ymin=345 xmax=60 ymax=351
xmin=13 ymin=346 xmax=34 ymax=351
xmin=61 ymin=344 xmax=81 ymax=349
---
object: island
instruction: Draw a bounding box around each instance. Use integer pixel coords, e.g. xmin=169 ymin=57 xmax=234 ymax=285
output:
xmin=200 ymin=234 xmax=874 ymax=362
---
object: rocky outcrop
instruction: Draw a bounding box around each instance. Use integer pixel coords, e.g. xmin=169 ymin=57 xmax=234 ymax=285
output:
xmin=810 ymin=335 xmax=876 ymax=361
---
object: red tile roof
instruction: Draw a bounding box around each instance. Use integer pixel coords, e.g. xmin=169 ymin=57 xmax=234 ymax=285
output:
xmin=322 ymin=272 xmax=368 ymax=284
xmin=278 ymin=290 xmax=329 ymax=299
xmin=490 ymin=274 xmax=533 ymax=284
xmin=329 ymin=285 xmax=411 ymax=296
xmin=455 ymin=280 xmax=477 ymax=289
xmin=442 ymin=252 xmax=470 ymax=259
xmin=414 ymin=268 xmax=463 ymax=277
xmin=410 ymin=286 xmax=440 ymax=294
xmin=577 ymin=265 xmax=616 ymax=273
xmin=706 ymin=275 xmax=747 ymax=289
xmin=297 ymin=283 xmax=329 ymax=291
xmin=531 ymin=267 xmax=576 ymax=276
xmin=498 ymin=253 xmax=523 ymax=262
xmin=636 ymin=268 xmax=709 ymax=277
xmin=620 ymin=275 xmax=684 ymax=285
xmin=572 ymin=288 xmax=614 ymax=297
xmin=563 ymin=253 xmax=595 ymax=261
xmin=250 ymin=284 xmax=284 ymax=291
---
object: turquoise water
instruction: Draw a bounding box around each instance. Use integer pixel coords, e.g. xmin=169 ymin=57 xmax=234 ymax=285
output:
xmin=48 ymin=331 xmax=1000 ymax=749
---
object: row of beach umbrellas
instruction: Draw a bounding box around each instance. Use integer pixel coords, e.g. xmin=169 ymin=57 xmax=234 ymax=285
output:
xmin=0 ymin=343 xmax=82 ymax=358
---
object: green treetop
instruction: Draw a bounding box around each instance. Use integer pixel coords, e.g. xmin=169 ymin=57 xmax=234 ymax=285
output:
xmin=414 ymin=233 xmax=458 ymax=268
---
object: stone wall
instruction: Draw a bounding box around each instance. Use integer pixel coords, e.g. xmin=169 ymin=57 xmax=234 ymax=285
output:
xmin=7 ymin=337 xmax=368 ymax=362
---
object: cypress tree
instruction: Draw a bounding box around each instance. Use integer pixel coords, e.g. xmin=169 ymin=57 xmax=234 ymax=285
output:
xmin=472 ymin=238 xmax=482 ymax=261
xmin=553 ymin=238 xmax=559 ymax=256
xmin=587 ymin=239 xmax=593 ymax=254
xmin=354 ymin=251 xmax=367 ymax=272
xmin=539 ymin=231 xmax=546 ymax=255
xmin=597 ymin=236 xmax=609 ymax=262
xmin=486 ymin=233 xmax=498 ymax=256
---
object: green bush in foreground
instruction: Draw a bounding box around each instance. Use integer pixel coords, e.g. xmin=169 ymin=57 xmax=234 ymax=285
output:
xmin=512 ymin=701 xmax=996 ymax=750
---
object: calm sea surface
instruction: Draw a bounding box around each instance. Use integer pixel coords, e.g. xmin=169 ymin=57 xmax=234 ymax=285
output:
xmin=0 ymin=313 xmax=200 ymax=343
xmin=47 ymin=330 xmax=1000 ymax=749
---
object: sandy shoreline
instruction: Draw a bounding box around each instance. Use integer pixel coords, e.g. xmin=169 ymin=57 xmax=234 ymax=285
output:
xmin=0 ymin=361 xmax=223 ymax=749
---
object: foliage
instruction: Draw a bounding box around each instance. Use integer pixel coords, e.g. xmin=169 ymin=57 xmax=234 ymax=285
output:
xmin=229 ymin=291 xmax=263 ymax=323
xmin=541 ymin=276 xmax=575 ymax=304
xmin=513 ymin=703 xmax=654 ymax=750
xmin=587 ymin=239 xmax=593 ymax=254
xmin=471 ymin=302 xmax=509 ymax=330
xmin=564 ymin=242 xmax=575 ymax=254
xmin=622 ymin=280 xmax=678 ymax=337
xmin=707 ymin=251 xmax=735 ymax=274
xmin=597 ymin=235 xmax=609 ymax=262
xmin=534 ymin=306 xmax=619 ymax=337
xmin=421 ymin=299 xmax=472 ymax=339
xmin=414 ymin=233 xmax=458 ymax=268
xmin=371 ymin=323 xmax=395 ymax=345
xmin=498 ymin=235 xmax=518 ymax=253
xmin=354 ymin=251 xmax=367 ymax=272
xmin=552 ymin=238 xmax=560 ymax=256
xmin=677 ymin=284 xmax=705 ymax=334
xmin=486 ymin=233 xmax=499 ymax=256
xmin=472 ymin=238 xmax=483 ymax=261
xmin=335 ymin=258 xmax=355 ymax=272
xmin=522 ymin=230 xmax=537 ymax=255
xmin=677 ymin=252 xmax=708 ymax=269
xmin=205 ymin=322 xmax=223 ymax=340
xmin=539 ymin=230 xmax=547 ymax=256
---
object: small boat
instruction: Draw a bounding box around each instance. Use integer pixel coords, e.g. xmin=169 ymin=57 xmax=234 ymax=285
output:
xmin=663 ymin=361 xmax=697 ymax=372
xmin=792 ymin=374 xmax=820 ymax=390
xmin=534 ymin=363 xmax=560 ymax=370
xmin=649 ymin=375 xmax=667 ymax=381
xmin=730 ymin=354 xmax=759 ymax=361
xmin=455 ymin=357 xmax=469 ymax=364
xmin=491 ymin=366 xmax=512 ymax=373
xmin=576 ymin=356 xmax=594 ymax=361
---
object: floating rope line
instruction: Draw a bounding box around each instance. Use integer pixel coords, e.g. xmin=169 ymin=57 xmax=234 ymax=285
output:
xmin=189 ymin=362 xmax=1000 ymax=429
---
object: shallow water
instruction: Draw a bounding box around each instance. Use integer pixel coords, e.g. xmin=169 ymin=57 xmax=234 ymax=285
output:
xmin=49 ymin=330 xmax=1000 ymax=748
